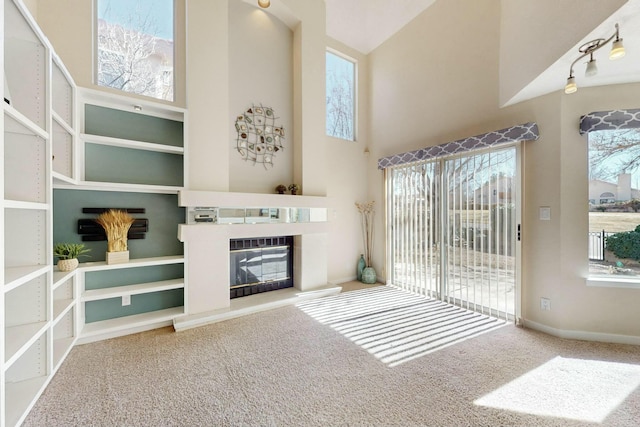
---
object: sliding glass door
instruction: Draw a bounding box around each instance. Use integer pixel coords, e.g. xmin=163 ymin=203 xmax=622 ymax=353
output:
xmin=386 ymin=146 xmax=520 ymax=321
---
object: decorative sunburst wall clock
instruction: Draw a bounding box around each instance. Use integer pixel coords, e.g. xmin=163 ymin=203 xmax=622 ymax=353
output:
xmin=235 ymin=104 xmax=285 ymax=169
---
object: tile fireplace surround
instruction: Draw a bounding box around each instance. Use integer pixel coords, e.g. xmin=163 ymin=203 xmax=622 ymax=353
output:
xmin=173 ymin=191 xmax=340 ymax=331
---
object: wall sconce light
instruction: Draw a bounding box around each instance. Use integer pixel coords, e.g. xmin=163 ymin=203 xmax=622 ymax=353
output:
xmin=258 ymin=0 xmax=270 ymax=8
xmin=564 ymin=23 xmax=625 ymax=94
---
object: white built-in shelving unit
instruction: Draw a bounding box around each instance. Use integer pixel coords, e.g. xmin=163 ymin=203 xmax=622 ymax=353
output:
xmin=77 ymin=256 xmax=185 ymax=344
xmin=2 ymin=1 xmax=188 ymax=424
xmin=2 ymin=0 xmax=61 ymax=425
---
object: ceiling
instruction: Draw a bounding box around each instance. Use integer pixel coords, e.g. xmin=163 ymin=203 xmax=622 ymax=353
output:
xmin=325 ymin=0 xmax=436 ymax=54
xmin=324 ymin=0 xmax=640 ymax=104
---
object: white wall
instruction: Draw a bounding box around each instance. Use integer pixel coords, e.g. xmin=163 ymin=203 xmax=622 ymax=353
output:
xmin=368 ymin=0 xmax=640 ymax=339
xmin=228 ymin=1 xmax=293 ymax=194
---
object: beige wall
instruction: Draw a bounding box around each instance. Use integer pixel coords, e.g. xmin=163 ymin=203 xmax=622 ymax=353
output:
xmin=228 ymin=1 xmax=294 ymax=194
xmin=325 ymin=37 xmax=370 ymax=283
xmin=369 ymin=0 xmax=640 ymax=339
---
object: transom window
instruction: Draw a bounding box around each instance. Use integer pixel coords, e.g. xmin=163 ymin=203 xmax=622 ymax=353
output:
xmin=326 ymin=50 xmax=356 ymax=141
xmin=96 ymin=0 xmax=175 ymax=102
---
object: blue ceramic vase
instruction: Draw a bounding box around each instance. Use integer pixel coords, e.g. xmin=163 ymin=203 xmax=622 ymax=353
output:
xmin=357 ymin=254 xmax=366 ymax=281
xmin=361 ymin=266 xmax=377 ymax=284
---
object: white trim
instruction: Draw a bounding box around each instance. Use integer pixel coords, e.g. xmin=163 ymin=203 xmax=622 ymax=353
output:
xmin=524 ymin=319 xmax=640 ymax=345
xmin=586 ymin=276 xmax=640 ymax=289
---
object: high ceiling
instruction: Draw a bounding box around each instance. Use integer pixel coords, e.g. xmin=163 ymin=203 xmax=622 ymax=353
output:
xmin=325 ymin=0 xmax=436 ymax=54
xmin=324 ymin=0 xmax=640 ymax=104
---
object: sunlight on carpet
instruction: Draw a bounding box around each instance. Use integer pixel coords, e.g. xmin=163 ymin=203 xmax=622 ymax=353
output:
xmin=296 ymin=286 xmax=506 ymax=367
xmin=474 ymin=356 xmax=640 ymax=423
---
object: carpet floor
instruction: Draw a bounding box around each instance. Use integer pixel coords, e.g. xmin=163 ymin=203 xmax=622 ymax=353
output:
xmin=24 ymin=285 xmax=640 ymax=426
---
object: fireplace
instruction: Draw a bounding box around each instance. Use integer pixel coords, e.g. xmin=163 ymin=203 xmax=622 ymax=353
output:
xmin=229 ymin=236 xmax=293 ymax=299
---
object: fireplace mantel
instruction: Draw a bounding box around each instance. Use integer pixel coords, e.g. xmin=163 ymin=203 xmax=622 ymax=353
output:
xmin=173 ymin=190 xmax=337 ymax=331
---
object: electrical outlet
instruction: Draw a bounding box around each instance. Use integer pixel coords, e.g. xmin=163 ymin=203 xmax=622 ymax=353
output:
xmin=540 ymin=297 xmax=551 ymax=311
xmin=122 ymin=295 xmax=131 ymax=306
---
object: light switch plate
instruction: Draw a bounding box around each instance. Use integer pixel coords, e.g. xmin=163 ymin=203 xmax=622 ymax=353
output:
xmin=539 ymin=207 xmax=551 ymax=221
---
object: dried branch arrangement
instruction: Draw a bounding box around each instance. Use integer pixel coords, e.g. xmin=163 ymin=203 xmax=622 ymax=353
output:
xmin=95 ymin=209 xmax=135 ymax=252
xmin=356 ymin=201 xmax=375 ymax=267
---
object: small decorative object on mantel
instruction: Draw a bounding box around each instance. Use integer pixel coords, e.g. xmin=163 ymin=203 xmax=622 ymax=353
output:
xmin=356 ymin=201 xmax=376 ymax=284
xmin=53 ymin=242 xmax=91 ymax=271
xmin=95 ymin=209 xmax=135 ymax=264
xmin=275 ymin=184 xmax=287 ymax=194
xmin=235 ymin=103 xmax=285 ymax=169
xmin=288 ymin=184 xmax=299 ymax=195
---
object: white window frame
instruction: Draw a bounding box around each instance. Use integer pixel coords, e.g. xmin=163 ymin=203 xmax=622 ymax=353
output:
xmin=586 ymin=129 xmax=640 ymax=289
xmin=93 ymin=0 xmax=177 ymax=102
xmin=326 ymin=47 xmax=357 ymax=142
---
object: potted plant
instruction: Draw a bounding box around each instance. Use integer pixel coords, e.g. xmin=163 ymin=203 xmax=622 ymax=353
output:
xmin=288 ymin=184 xmax=299 ymax=195
xmin=95 ymin=209 xmax=135 ymax=264
xmin=53 ymin=242 xmax=90 ymax=271
xmin=276 ymin=184 xmax=287 ymax=194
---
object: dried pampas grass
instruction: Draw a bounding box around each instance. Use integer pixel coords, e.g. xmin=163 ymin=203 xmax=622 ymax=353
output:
xmin=95 ymin=209 xmax=135 ymax=252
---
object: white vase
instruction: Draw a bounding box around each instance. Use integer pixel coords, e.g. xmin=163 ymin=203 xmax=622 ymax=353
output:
xmin=57 ymin=258 xmax=78 ymax=272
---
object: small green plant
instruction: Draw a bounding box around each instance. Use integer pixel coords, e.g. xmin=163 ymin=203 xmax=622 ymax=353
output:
xmin=275 ymin=184 xmax=287 ymax=194
xmin=288 ymin=184 xmax=299 ymax=193
xmin=605 ymin=225 xmax=640 ymax=260
xmin=53 ymin=243 xmax=91 ymax=260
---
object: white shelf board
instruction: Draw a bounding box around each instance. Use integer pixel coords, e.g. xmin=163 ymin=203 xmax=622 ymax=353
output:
xmin=82 ymin=133 xmax=184 ymax=154
xmin=78 ymin=87 xmax=186 ymax=120
xmin=53 ymin=269 xmax=76 ymax=290
xmin=80 ymin=255 xmax=185 ymax=272
xmin=4 ymin=200 xmax=49 ymax=210
xmin=55 ymin=180 xmax=183 ymax=195
xmin=52 ymin=171 xmax=76 ymax=186
xmin=83 ymin=279 xmax=184 ymax=302
xmin=4 ymin=322 xmax=49 ymax=368
xmin=52 ymin=110 xmax=73 ymax=134
xmin=53 ymin=298 xmax=74 ymax=323
xmin=179 ymin=190 xmax=328 ymax=209
xmin=5 ymin=265 xmax=49 ymax=293
xmin=81 ymin=307 xmax=184 ymax=339
xmin=5 ymin=375 xmax=50 ymax=427
xmin=4 ymin=104 xmax=48 ymax=139
xmin=53 ymin=336 xmax=76 ymax=371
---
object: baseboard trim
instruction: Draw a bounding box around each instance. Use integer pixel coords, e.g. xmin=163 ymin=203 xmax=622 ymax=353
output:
xmin=328 ymin=276 xmax=357 ymax=286
xmin=523 ymin=319 xmax=640 ymax=346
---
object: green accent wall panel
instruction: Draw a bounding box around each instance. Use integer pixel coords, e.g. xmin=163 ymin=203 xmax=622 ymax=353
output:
xmin=53 ymin=190 xmax=184 ymax=262
xmin=85 ymin=104 xmax=183 ymax=147
xmin=84 ymin=144 xmax=184 ymax=186
xmin=85 ymin=289 xmax=184 ymax=323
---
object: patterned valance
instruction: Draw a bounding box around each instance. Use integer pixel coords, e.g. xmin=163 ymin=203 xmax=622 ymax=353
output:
xmin=579 ymin=109 xmax=640 ymax=135
xmin=377 ymin=122 xmax=539 ymax=169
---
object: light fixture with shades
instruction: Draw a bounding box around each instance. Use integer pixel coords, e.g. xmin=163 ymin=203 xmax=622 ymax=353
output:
xmin=258 ymin=0 xmax=270 ymax=8
xmin=564 ymin=23 xmax=625 ymax=94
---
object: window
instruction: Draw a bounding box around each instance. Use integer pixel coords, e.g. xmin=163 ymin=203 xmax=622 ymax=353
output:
xmin=96 ymin=0 xmax=175 ymax=102
xmin=588 ymin=129 xmax=640 ymax=278
xmin=326 ymin=50 xmax=355 ymax=141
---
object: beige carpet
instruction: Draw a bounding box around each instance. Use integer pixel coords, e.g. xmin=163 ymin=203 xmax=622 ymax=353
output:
xmin=25 ymin=285 xmax=640 ymax=426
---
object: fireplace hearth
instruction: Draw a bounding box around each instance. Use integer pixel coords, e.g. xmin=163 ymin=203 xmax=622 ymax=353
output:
xmin=229 ymin=236 xmax=293 ymax=299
